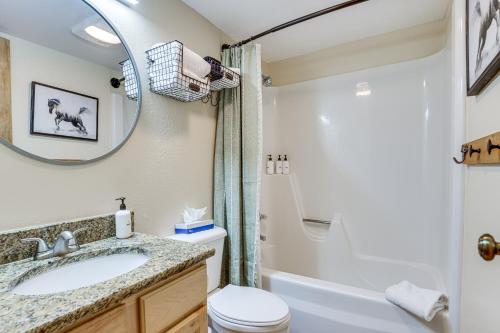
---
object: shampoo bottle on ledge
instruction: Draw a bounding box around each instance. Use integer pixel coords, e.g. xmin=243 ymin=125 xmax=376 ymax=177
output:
xmin=283 ymin=155 xmax=290 ymax=175
xmin=266 ymin=154 xmax=274 ymax=175
xmin=276 ymin=155 xmax=283 ymax=174
xmin=115 ymin=197 xmax=132 ymax=239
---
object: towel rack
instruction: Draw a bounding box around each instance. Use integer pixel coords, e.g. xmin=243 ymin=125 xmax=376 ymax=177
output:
xmin=302 ymin=218 xmax=331 ymax=225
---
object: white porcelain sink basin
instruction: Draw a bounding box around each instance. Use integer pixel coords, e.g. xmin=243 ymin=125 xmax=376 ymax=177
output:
xmin=12 ymin=253 xmax=149 ymax=295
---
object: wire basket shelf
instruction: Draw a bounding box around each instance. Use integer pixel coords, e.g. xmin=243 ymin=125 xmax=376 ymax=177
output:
xmin=146 ymin=41 xmax=209 ymax=102
xmin=121 ymin=59 xmax=139 ymax=101
xmin=204 ymin=56 xmax=240 ymax=91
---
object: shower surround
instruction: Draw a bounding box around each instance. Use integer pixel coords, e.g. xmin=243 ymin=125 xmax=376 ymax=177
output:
xmin=261 ymin=51 xmax=454 ymax=332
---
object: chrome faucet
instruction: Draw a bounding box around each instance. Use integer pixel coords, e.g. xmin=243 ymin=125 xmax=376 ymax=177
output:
xmin=21 ymin=229 xmax=86 ymax=260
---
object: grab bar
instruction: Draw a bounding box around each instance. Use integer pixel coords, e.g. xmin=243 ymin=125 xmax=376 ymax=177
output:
xmin=302 ymin=218 xmax=331 ymax=225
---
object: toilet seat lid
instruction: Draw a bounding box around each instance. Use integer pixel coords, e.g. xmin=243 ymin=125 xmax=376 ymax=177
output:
xmin=208 ymin=285 xmax=289 ymax=327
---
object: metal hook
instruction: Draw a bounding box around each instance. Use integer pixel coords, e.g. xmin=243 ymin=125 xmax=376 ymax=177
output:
xmin=469 ymin=145 xmax=481 ymax=158
xmin=487 ymin=139 xmax=500 ymax=154
xmin=453 ymin=144 xmax=469 ymax=164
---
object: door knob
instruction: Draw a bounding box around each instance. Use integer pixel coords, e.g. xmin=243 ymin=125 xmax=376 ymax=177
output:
xmin=478 ymin=234 xmax=500 ymax=261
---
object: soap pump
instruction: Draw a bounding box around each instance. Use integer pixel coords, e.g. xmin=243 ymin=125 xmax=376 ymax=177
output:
xmin=276 ymin=155 xmax=283 ymax=174
xmin=266 ymin=154 xmax=274 ymax=175
xmin=115 ymin=197 xmax=132 ymax=239
xmin=283 ymin=155 xmax=290 ymax=175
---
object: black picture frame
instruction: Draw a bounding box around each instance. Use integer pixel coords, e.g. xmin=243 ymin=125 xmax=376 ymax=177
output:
xmin=30 ymin=82 xmax=99 ymax=142
xmin=466 ymin=0 xmax=500 ymax=96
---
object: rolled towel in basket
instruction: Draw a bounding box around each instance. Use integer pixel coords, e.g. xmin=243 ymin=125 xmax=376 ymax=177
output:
xmin=149 ymin=68 xmax=208 ymax=91
xmin=149 ymin=42 xmax=211 ymax=80
xmin=385 ymin=281 xmax=448 ymax=321
xmin=183 ymin=47 xmax=211 ymax=79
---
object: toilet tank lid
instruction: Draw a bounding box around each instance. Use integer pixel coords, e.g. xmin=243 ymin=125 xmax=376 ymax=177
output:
xmin=167 ymin=226 xmax=227 ymax=244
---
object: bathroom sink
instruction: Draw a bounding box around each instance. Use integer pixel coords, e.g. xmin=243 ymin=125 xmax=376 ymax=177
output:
xmin=12 ymin=253 xmax=149 ymax=295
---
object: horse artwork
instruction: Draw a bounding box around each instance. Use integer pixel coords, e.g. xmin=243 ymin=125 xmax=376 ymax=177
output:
xmin=30 ymin=82 xmax=98 ymax=141
xmin=48 ymin=99 xmax=89 ymax=136
xmin=467 ymin=0 xmax=500 ymax=95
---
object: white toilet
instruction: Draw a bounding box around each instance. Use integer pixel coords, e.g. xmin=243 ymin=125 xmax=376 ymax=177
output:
xmin=168 ymin=227 xmax=290 ymax=333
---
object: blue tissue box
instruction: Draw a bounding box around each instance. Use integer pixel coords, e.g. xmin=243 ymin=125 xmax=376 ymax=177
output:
xmin=175 ymin=221 xmax=214 ymax=234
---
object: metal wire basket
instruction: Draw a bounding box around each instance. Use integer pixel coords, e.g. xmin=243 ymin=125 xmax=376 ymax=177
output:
xmin=146 ymin=41 xmax=209 ymax=102
xmin=204 ymin=56 xmax=240 ymax=91
xmin=121 ymin=59 xmax=139 ymax=101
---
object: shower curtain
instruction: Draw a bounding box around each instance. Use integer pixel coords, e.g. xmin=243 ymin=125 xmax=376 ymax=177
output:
xmin=213 ymin=44 xmax=263 ymax=288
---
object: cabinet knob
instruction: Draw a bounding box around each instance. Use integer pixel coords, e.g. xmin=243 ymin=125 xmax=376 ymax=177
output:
xmin=478 ymin=234 xmax=500 ymax=261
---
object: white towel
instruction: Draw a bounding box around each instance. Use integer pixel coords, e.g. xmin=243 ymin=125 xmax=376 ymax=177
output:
xmin=182 ymin=46 xmax=211 ymax=79
xmin=149 ymin=42 xmax=211 ymax=80
xmin=385 ymin=281 xmax=448 ymax=321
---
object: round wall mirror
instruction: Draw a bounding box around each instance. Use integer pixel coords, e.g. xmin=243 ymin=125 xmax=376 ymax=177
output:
xmin=0 ymin=0 xmax=141 ymax=165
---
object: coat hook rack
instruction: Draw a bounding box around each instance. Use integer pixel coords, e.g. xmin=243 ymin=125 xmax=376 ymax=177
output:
xmin=454 ymin=131 xmax=500 ymax=165
xmin=487 ymin=139 xmax=500 ymax=154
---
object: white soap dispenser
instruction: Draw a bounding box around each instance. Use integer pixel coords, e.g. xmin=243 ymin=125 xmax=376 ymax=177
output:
xmin=266 ymin=154 xmax=275 ymax=175
xmin=283 ymin=155 xmax=290 ymax=175
xmin=276 ymin=155 xmax=283 ymax=174
xmin=115 ymin=197 xmax=132 ymax=239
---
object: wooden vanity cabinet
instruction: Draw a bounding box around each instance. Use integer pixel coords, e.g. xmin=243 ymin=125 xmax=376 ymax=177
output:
xmin=64 ymin=264 xmax=208 ymax=333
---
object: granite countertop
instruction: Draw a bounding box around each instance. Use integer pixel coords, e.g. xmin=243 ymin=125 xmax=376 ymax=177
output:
xmin=0 ymin=233 xmax=214 ymax=333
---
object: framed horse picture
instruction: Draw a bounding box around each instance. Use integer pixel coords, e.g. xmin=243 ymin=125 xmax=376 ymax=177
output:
xmin=467 ymin=0 xmax=500 ymax=96
xmin=30 ymin=82 xmax=98 ymax=141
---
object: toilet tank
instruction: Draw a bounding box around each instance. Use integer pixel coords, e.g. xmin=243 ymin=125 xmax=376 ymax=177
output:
xmin=168 ymin=226 xmax=227 ymax=293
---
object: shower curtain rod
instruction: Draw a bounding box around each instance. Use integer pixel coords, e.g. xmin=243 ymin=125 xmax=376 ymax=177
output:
xmin=221 ymin=0 xmax=369 ymax=50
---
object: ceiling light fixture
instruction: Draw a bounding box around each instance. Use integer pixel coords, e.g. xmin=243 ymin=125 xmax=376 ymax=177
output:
xmin=84 ymin=25 xmax=121 ymax=45
xmin=72 ymin=16 xmax=122 ymax=47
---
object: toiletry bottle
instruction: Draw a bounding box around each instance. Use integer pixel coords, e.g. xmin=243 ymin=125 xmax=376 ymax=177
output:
xmin=283 ymin=155 xmax=290 ymax=175
xmin=115 ymin=197 xmax=132 ymax=239
xmin=276 ymin=155 xmax=283 ymax=174
xmin=266 ymin=154 xmax=275 ymax=175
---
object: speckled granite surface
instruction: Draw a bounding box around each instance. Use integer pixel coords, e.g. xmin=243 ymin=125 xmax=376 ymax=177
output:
xmin=0 ymin=213 xmax=134 ymax=265
xmin=0 ymin=233 xmax=214 ymax=333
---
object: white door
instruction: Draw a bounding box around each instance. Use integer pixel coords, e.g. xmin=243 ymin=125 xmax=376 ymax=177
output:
xmin=460 ymin=79 xmax=500 ymax=332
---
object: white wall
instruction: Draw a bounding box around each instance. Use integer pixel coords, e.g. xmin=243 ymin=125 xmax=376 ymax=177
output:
xmin=3 ymin=32 xmax=125 ymax=160
xmin=0 ymin=0 xmax=222 ymax=233
xmin=267 ymin=19 xmax=448 ymax=86
xmin=261 ymin=52 xmax=452 ymax=292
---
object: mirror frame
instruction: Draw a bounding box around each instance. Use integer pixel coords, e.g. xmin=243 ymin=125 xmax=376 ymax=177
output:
xmin=0 ymin=0 xmax=142 ymax=166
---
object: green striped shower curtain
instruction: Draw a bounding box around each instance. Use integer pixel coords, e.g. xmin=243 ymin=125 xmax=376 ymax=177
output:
xmin=213 ymin=44 xmax=263 ymax=287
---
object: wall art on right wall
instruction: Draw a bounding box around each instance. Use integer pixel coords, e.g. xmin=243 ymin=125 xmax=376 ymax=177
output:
xmin=467 ymin=0 xmax=500 ymax=96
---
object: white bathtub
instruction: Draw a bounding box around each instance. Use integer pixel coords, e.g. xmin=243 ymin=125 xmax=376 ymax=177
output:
xmin=262 ymin=268 xmax=450 ymax=333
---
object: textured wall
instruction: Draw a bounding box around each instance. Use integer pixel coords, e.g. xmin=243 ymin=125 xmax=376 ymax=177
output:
xmin=0 ymin=0 xmax=223 ymax=235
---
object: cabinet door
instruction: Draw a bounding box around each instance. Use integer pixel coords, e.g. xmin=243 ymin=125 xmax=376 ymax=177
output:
xmin=68 ymin=305 xmax=127 ymax=333
xmin=166 ymin=306 xmax=207 ymax=333
xmin=140 ymin=266 xmax=206 ymax=333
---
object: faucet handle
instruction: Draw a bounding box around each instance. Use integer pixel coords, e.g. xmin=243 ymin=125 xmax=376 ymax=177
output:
xmin=64 ymin=228 xmax=87 ymax=251
xmin=21 ymin=238 xmax=50 ymax=254
xmin=70 ymin=228 xmax=87 ymax=244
